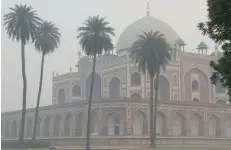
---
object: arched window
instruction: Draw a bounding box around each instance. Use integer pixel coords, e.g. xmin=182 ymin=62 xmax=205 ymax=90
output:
xmin=192 ymin=80 xmax=199 ymax=91
xmin=130 ymin=72 xmax=141 ymax=86
xmin=109 ymin=77 xmax=120 ymax=99
xmin=192 ymin=98 xmax=199 ymax=102
xmin=72 ymin=85 xmax=81 ymax=97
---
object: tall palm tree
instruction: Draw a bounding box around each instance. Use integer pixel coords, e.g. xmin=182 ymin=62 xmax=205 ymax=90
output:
xmin=3 ymin=4 xmax=42 ymax=142
xmin=77 ymin=16 xmax=115 ymax=150
xmin=32 ymin=21 xmax=61 ymax=140
xmin=130 ymin=31 xmax=171 ymax=148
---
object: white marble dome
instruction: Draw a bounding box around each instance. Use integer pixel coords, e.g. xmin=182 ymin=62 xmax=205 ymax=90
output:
xmin=116 ymin=16 xmax=179 ymax=54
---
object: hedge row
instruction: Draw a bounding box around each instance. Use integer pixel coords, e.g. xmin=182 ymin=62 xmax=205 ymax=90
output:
xmin=1 ymin=140 xmax=50 ymax=149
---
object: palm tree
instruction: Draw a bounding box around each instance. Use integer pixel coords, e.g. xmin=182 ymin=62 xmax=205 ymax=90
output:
xmin=3 ymin=4 xmax=42 ymax=142
xmin=32 ymin=21 xmax=61 ymax=141
xmin=77 ymin=16 xmax=115 ymax=150
xmin=130 ymin=31 xmax=171 ymax=148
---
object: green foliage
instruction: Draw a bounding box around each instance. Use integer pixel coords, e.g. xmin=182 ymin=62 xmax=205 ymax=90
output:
xmin=33 ymin=21 xmax=61 ymax=55
xmin=77 ymin=15 xmax=115 ymax=56
xmin=3 ymin=4 xmax=42 ymax=44
xmin=1 ymin=140 xmax=50 ymax=149
xmin=130 ymin=30 xmax=171 ymax=77
xmin=198 ymin=0 xmax=231 ymax=103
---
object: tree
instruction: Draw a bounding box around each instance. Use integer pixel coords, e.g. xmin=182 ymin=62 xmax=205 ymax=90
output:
xmin=32 ymin=21 xmax=61 ymax=140
xmin=198 ymin=0 xmax=231 ymax=103
xmin=77 ymin=16 xmax=115 ymax=150
xmin=130 ymin=31 xmax=171 ymax=148
xmin=3 ymin=4 xmax=42 ymax=142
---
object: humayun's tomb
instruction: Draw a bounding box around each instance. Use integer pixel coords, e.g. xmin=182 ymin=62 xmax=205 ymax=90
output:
xmin=2 ymin=15 xmax=231 ymax=146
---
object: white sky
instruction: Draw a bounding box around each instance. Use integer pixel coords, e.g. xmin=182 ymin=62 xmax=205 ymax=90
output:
xmin=1 ymin=0 xmax=214 ymax=112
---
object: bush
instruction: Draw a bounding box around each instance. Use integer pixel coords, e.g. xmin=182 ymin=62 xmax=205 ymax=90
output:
xmin=1 ymin=140 xmax=50 ymax=149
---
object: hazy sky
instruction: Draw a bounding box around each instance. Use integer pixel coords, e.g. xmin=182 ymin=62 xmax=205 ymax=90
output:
xmin=1 ymin=0 xmax=214 ymax=112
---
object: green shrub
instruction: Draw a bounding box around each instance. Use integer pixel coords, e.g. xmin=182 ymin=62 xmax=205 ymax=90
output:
xmin=1 ymin=140 xmax=50 ymax=149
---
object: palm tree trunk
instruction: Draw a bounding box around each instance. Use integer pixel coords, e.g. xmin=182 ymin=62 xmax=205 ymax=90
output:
xmin=32 ymin=52 xmax=45 ymax=141
xmin=19 ymin=39 xmax=27 ymax=143
xmin=149 ymin=75 xmax=154 ymax=148
xmin=86 ymin=51 xmax=97 ymax=150
xmin=153 ymin=68 xmax=160 ymax=148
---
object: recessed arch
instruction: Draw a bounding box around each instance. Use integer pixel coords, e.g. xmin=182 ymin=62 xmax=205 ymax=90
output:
xmin=85 ymin=72 xmax=101 ymax=101
xmin=154 ymin=75 xmax=170 ymax=101
xmin=107 ymin=112 xmax=124 ymax=136
xmin=184 ymin=68 xmax=209 ymax=103
xmin=11 ymin=120 xmax=17 ymax=138
xmin=190 ymin=113 xmax=204 ymax=136
xmin=172 ymin=112 xmax=187 ymax=136
xmin=43 ymin=116 xmax=51 ymax=137
xmin=216 ymin=99 xmax=226 ymax=104
xmin=72 ymin=85 xmax=81 ymax=97
xmin=132 ymin=110 xmax=148 ymax=136
xmin=1 ymin=121 xmax=3 ymax=137
xmin=131 ymin=93 xmax=141 ymax=101
xmin=26 ymin=117 xmax=33 ymax=137
xmin=64 ymin=113 xmax=72 ymax=136
xmin=58 ymin=88 xmax=65 ymax=104
xmin=109 ymin=77 xmax=120 ymax=99
xmin=36 ymin=117 xmax=41 ymax=137
xmin=76 ymin=112 xmax=84 ymax=136
xmin=130 ymin=72 xmax=141 ymax=86
xmin=225 ymin=115 xmax=231 ymax=137
xmin=208 ymin=114 xmax=221 ymax=137
xmin=53 ymin=115 xmax=61 ymax=136
xmin=90 ymin=111 xmax=98 ymax=135
xmin=156 ymin=111 xmax=168 ymax=136
xmin=4 ymin=120 xmax=10 ymax=138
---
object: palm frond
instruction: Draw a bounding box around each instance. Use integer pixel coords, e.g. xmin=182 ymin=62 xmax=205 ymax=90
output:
xmin=33 ymin=21 xmax=61 ymax=54
xmin=130 ymin=30 xmax=171 ymax=77
xmin=3 ymin=4 xmax=42 ymax=44
xmin=77 ymin=15 xmax=115 ymax=56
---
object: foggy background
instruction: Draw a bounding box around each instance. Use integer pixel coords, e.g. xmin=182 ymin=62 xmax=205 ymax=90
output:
xmin=1 ymin=0 xmax=214 ymax=112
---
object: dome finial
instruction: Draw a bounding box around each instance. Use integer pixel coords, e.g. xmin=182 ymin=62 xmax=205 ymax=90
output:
xmin=146 ymin=1 xmax=150 ymax=16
